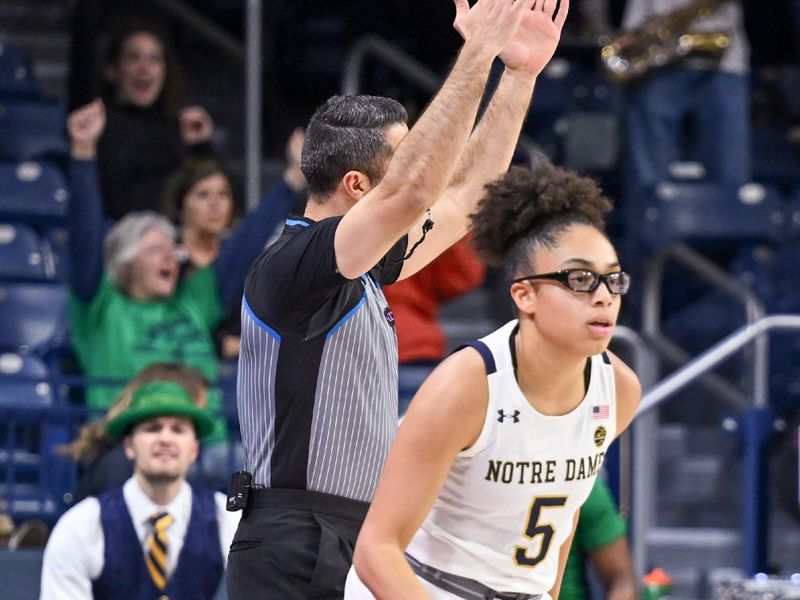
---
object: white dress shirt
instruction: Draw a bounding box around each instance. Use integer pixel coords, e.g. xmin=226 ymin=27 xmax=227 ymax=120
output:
xmin=39 ymin=478 xmax=240 ymax=600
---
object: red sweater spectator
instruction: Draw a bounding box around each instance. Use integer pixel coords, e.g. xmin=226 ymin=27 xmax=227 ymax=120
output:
xmin=383 ymin=236 xmax=485 ymax=365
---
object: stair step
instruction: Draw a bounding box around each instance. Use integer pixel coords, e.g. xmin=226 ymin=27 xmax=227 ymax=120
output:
xmin=647 ymin=527 xmax=742 ymax=570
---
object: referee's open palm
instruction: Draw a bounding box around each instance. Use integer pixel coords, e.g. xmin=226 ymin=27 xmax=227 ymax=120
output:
xmin=500 ymin=0 xmax=569 ymax=76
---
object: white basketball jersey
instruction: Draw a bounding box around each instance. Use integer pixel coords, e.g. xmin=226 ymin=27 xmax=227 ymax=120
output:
xmin=406 ymin=320 xmax=618 ymax=594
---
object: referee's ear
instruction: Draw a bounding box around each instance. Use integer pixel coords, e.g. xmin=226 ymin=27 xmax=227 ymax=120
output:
xmin=340 ymin=170 xmax=374 ymax=203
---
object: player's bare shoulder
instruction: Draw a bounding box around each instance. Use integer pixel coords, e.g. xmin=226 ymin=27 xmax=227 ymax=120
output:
xmin=401 ymin=344 xmax=491 ymax=451
xmin=605 ymin=350 xmax=641 ymax=436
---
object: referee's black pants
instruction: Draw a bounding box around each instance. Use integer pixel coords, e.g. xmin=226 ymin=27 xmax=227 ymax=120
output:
xmin=227 ymin=488 xmax=369 ymax=600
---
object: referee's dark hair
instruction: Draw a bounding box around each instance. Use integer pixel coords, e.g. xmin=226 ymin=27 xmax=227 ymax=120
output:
xmin=301 ymin=95 xmax=408 ymax=202
xmin=470 ymin=163 xmax=613 ymax=282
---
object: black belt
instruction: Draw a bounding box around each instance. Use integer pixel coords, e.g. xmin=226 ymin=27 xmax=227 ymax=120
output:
xmin=405 ymin=553 xmax=543 ymax=600
xmin=247 ymin=487 xmax=370 ymax=522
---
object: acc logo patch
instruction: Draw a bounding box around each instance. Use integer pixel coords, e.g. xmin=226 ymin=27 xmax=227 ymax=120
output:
xmin=593 ymin=425 xmax=607 ymax=448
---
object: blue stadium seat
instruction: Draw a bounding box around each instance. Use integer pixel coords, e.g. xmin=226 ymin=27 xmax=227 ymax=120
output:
xmin=527 ymin=58 xmax=588 ymax=119
xmin=0 ymin=161 xmax=69 ymax=224
xmin=0 ymin=351 xmax=76 ymax=525
xmin=0 ymin=353 xmax=55 ymax=409
xmin=728 ymin=244 xmax=777 ymax=306
xmin=0 ymin=407 xmax=77 ymax=525
xmin=0 ymin=100 xmax=67 ymax=161
xmin=572 ymin=70 xmax=623 ymax=113
xmin=751 ymin=124 xmax=800 ymax=189
xmin=0 ymin=282 xmax=69 ymax=353
xmin=633 ymin=181 xmax=785 ymax=252
xmin=0 ymin=44 xmax=40 ymax=100
xmin=784 ymin=187 xmax=800 ymax=241
xmin=0 ymin=222 xmax=46 ymax=281
xmin=559 ymin=111 xmax=620 ymax=173
xmin=398 ymin=365 xmax=434 ymax=417
xmin=41 ymin=225 xmax=69 ymax=281
xmin=526 ymin=66 xmax=622 ymax=173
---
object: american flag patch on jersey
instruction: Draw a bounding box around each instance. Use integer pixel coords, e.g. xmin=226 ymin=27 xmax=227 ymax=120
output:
xmin=592 ymin=404 xmax=609 ymax=420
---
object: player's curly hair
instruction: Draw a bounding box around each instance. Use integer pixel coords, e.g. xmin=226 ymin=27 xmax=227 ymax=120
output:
xmin=470 ymin=163 xmax=613 ymax=279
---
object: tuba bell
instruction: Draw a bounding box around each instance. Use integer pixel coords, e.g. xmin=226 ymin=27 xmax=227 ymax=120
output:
xmin=600 ymin=0 xmax=731 ymax=83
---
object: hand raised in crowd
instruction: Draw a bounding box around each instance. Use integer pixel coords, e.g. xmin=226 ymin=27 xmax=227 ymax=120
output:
xmin=67 ymin=98 xmax=107 ymax=160
xmin=179 ymin=105 xmax=214 ymax=145
xmin=452 ymin=0 xmax=538 ymax=59
xmin=500 ymin=0 xmax=569 ymax=76
xmin=282 ymin=127 xmax=307 ymax=193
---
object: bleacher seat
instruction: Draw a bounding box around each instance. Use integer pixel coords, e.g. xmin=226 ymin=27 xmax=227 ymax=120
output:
xmin=784 ymin=187 xmax=800 ymax=241
xmin=0 ymin=408 xmax=76 ymax=526
xmin=572 ymin=70 xmax=623 ymax=113
xmin=0 ymin=44 xmax=40 ymax=100
xmin=728 ymin=244 xmax=778 ymax=306
xmin=0 ymin=353 xmax=54 ymax=409
xmin=558 ymin=111 xmax=620 ymax=173
xmin=751 ymin=124 xmax=800 ymax=190
xmin=41 ymin=225 xmax=68 ymax=281
xmin=0 ymin=100 xmax=67 ymax=161
xmin=0 ymin=282 xmax=68 ymax=353
xmin=0 ymin=223 xmax=46 ymax=281
xmin=526 ymin=64 xmax=622 ymax=174
xmin=526 ymin=59 xmax=588 ymax=119
xmin=398 ymin=365 xmax=433 ymax=416
xmin=0 ymin=350 xmax=74 ymax=525
xmin=633 ymin=181 xmax=785 ymax=252
xmin=0 ymin=161 xmax=69 ymax=224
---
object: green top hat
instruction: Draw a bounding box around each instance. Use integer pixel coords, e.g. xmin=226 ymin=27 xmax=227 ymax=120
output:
xmin=105 ymin=381 xmax=215 ymax=440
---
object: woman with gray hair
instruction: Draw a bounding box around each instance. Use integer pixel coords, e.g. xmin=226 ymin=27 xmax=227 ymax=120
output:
xmin=65 ymin=99 xmax=295 ymax=487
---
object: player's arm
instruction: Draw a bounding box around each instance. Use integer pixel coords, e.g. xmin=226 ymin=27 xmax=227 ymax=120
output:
xmin=335 ymin=0 xmax=535 ymax=279
xmin=607 ymin=350 xmax=642 ymax=438
xmin=548 ymin=510 xmax=580 ymax=600
xmin=352 ymin=348 xmax=490 ymax=599
xmin=398 ymin=0 xmax=570 ymax=280
xmin=592 ymin=537 xmax=638 ymax=600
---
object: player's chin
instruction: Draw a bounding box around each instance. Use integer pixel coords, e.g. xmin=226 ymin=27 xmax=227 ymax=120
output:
xmin=579 ymin=337 xmax=612 ymax=357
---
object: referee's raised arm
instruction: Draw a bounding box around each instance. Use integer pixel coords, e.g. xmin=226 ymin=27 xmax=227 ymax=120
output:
xmin=330 ymin=0 xmax=536 ymax=280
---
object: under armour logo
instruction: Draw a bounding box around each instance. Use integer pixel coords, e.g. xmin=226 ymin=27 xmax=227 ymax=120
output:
xmin=497 ymin=409 xmax=520 ymax=423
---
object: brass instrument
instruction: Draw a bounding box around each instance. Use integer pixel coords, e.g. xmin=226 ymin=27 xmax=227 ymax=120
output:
xmin=601 ymin=0 xmax=731 ymax=83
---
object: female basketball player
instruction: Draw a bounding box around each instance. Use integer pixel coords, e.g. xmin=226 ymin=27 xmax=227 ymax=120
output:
xmin=344 ymin=163 xmax=641 ymax=600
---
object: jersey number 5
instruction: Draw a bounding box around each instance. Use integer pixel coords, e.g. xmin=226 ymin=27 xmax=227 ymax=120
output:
xmin=514 ymin=496 xmax=568 ymax=567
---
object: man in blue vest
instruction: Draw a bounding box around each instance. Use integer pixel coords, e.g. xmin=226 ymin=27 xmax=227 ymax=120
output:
xmin=40 ymin=380 xmax=240 ymax=599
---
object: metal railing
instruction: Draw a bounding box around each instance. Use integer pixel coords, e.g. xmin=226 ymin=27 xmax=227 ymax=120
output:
xmin=642 ymin=243 xmax=766 ymax=409
xmin=150 ymin=0 xmax=244 ymax=60
xmin=634 ymin=315 xmax=800 ymax=575
xmin=341 ymin=34 xmax=441 ymax=96
xmin=610 ymin=326 xmax=658 ymax=581
xmin=631 ymin=241 xmax=784 ymax=575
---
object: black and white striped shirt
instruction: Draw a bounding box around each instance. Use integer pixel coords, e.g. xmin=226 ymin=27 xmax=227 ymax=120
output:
xmin=237 ymin=216 xmax=407 ymax=503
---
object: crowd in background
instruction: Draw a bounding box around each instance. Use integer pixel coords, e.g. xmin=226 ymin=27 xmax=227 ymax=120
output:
xmin=3 ymin=0 xmax=800 ymax=597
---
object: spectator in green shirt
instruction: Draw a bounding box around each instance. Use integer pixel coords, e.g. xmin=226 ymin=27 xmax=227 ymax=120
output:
xmin=560 ymin=476 xmax=637 ymax=600
xmin=65 ymin=99 xmax=297 ymax=489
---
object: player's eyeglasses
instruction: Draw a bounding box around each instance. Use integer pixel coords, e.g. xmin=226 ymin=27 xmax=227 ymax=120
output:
xmin=512 ymin=269 xmax=631 ymax=295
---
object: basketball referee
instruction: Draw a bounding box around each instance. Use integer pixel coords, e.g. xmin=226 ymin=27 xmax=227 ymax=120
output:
xmin=226 ymin=0 xmax=567 ymax=597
